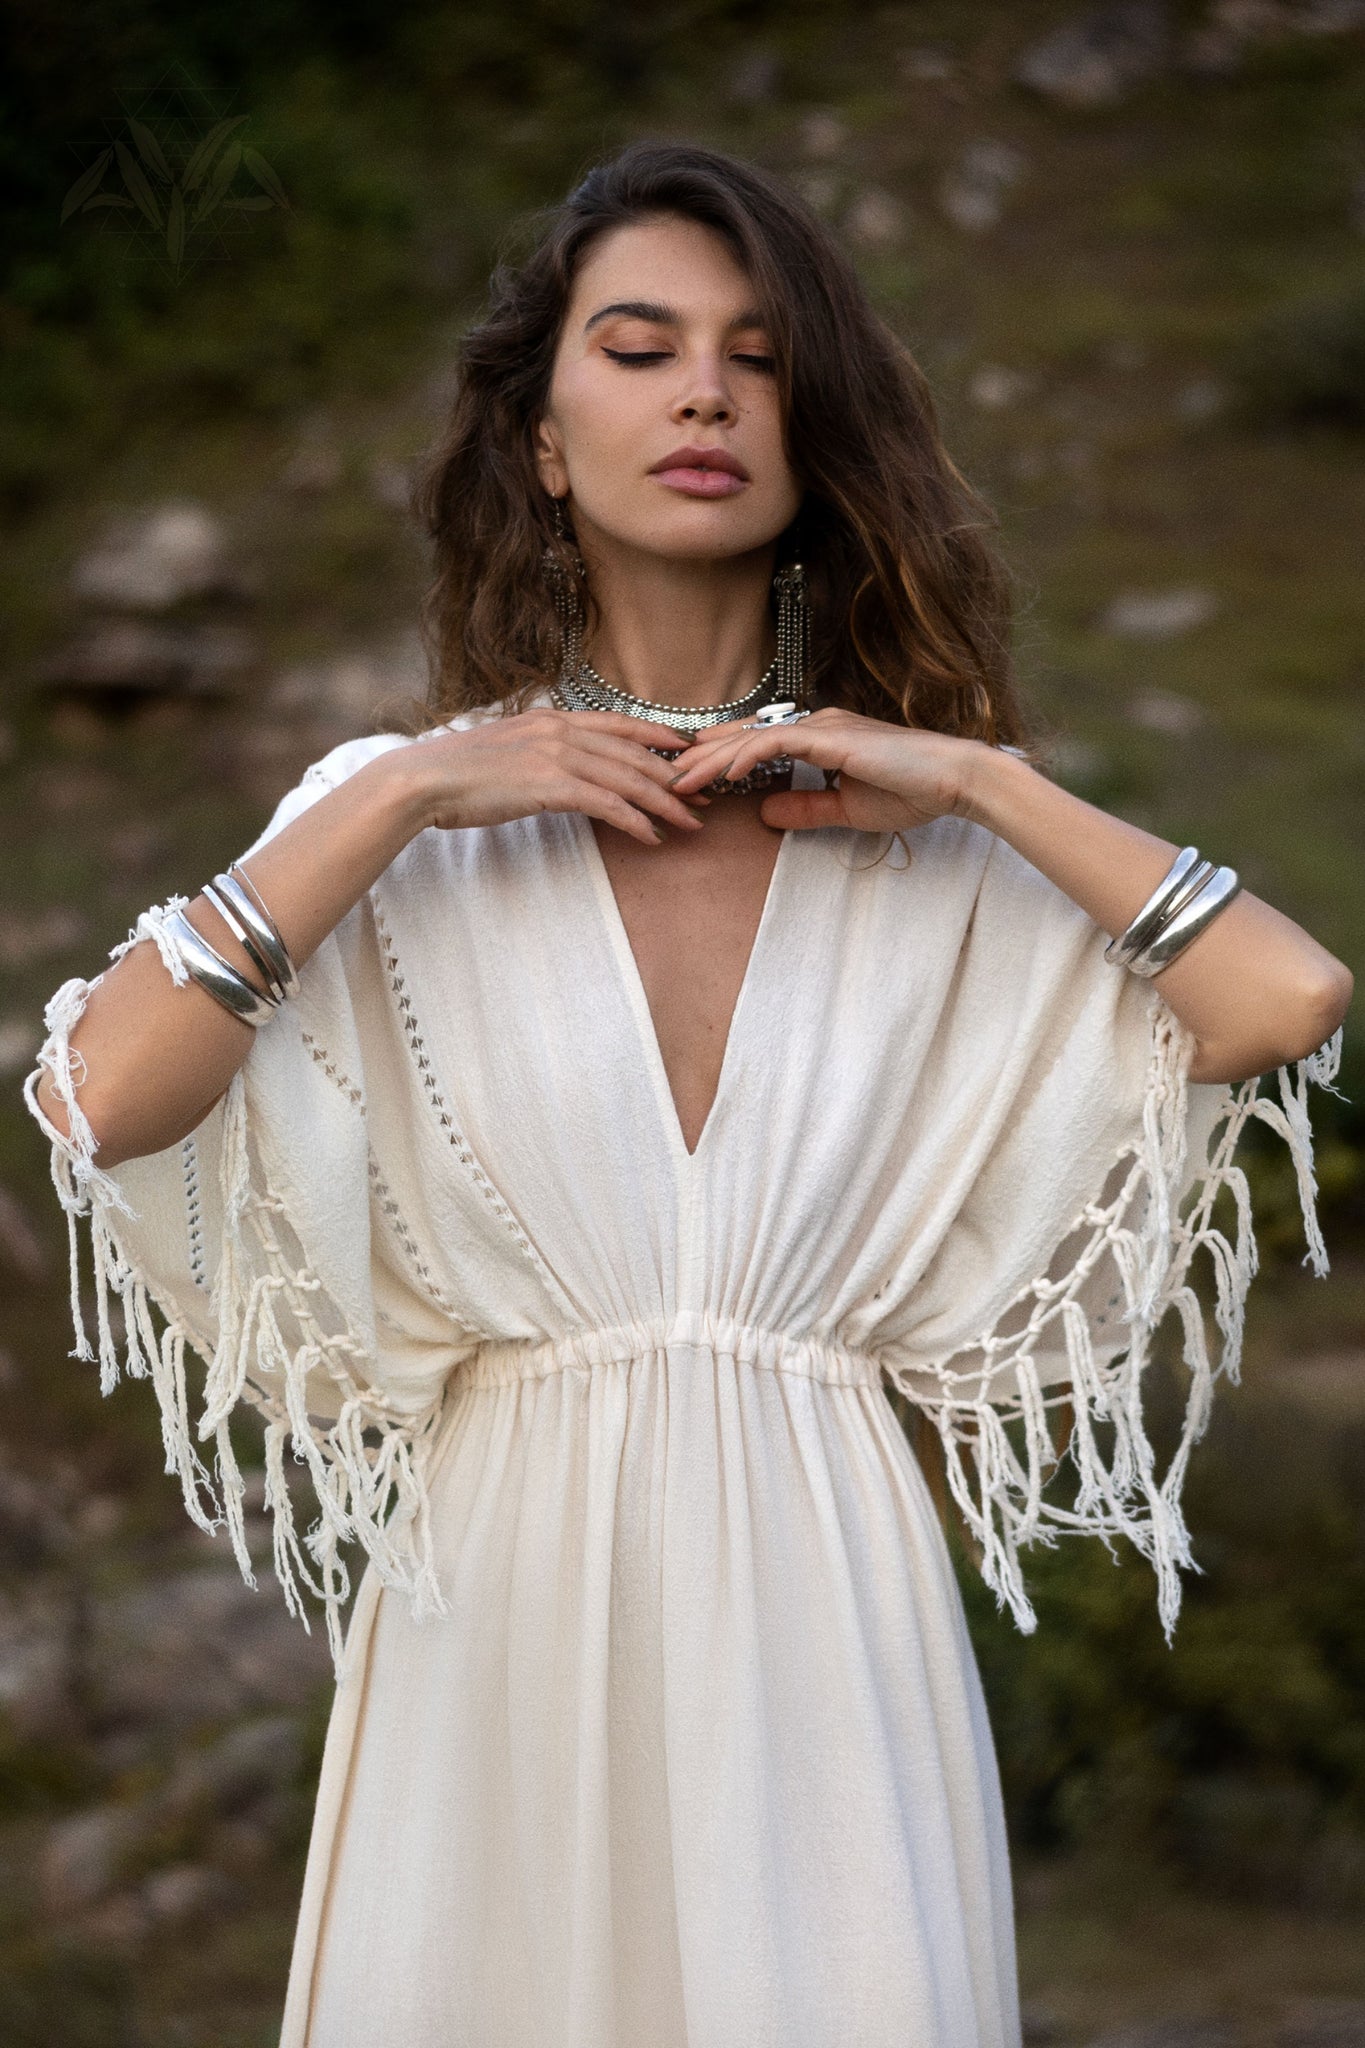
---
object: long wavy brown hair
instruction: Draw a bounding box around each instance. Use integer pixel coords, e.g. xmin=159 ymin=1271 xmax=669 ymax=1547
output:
xmin=411 ymin=140 xmax=1033 ymax=749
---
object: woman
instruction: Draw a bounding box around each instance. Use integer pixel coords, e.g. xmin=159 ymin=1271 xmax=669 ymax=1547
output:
xmin=26 ymin=143 xmax=1351 ymax=2047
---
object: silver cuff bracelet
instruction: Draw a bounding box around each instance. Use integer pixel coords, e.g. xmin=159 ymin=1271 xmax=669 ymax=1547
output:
xmin=1125 ymin=865 xmax=1241 ymax=978
xmin=1106 ymin=846 xmax=1242 ymax=980
xmin=1105 ymin=847 xmax=1209 ymax=971
xmin=165 ymin=909 xmax=279 ymax=1027
xmin=206 ymin=869 xmax=299 ymax=1003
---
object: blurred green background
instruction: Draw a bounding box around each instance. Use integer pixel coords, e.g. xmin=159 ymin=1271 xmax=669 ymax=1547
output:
xmin=1 ymin=3 xmax=1363 ymax=2043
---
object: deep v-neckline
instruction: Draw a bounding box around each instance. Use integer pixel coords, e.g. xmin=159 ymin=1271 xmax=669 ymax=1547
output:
xmin=574 ymin=811 xmax=793 ymax=1167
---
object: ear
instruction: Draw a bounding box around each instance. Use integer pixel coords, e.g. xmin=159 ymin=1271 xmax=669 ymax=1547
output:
xmin=534 ymin=416 xmax=567 ymax=500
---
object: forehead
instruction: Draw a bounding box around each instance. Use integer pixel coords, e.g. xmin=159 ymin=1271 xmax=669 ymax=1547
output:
xmin=566 ymin=214 xmax=760 ymax=322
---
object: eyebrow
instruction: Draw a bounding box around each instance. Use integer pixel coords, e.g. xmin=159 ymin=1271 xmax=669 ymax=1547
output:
xmin=582 ymin=299 xmax=768 ymax=334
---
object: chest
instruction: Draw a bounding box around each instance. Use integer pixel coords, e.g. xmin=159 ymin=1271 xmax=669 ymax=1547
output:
xmin=590 ymin=799 xmax=785 ymax=1155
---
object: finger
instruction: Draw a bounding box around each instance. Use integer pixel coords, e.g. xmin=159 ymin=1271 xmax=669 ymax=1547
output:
xmin=588 ymin=759 xmax=707 ymax=831
xmin=669 ymin=728 xmax=809 ymax=792
xmin=566 ymin=727 xmax=706 ymax=790
xmin=757 ymin=788 xmax=846 ymax=831
xmin=552 ymin=777 xmax=664 ymax=846
xmin=551 ymin=710 xmax=693 ymax=751
xmin=555 ymin=749 xmax=710 ymax=830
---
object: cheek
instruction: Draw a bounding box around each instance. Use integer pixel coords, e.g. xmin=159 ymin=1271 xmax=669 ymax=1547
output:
xmin=553 ymin=367 xmax=644 ymax=478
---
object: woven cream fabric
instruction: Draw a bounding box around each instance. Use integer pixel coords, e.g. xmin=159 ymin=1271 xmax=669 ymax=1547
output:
xmin=26 ymin=713 xmax=1340 ymax=2048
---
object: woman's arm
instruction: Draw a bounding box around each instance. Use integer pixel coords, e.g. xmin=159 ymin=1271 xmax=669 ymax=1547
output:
xmin=955 ymin=748 xmax=1352 ymax=1084
xmin=34 ymin=709 xmax=703 ymax=1168
xmin=668 ymin=710 xmax=1354 ymax=1086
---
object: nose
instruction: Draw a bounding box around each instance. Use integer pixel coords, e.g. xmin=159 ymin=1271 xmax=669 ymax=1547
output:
xmin=671 ymin=352 xmax=735 ymax=426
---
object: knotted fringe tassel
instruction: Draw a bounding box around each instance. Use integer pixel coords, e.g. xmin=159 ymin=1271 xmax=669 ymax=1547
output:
xmin=883 ymin=1006 xmax=1344 ymax=1644
xmin=24 ymin=974 xmax=452 ymax=1680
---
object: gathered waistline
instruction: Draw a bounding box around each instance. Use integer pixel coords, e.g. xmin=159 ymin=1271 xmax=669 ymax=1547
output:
xmin=451 ymin=1313 xmax=887 ymax=1391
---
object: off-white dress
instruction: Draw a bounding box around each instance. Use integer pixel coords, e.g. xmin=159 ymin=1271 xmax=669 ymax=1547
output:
xmin=25 ymin=716 xmax=1339 ymax=2048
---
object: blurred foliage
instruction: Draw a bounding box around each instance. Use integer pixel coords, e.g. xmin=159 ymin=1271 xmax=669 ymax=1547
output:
xmin=1230 ymin=278 xmax=1365 ymax=430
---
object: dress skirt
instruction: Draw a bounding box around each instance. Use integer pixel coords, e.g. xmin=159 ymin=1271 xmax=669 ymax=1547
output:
xmin=282 ymin=1326 xmax=1021 ymax=2048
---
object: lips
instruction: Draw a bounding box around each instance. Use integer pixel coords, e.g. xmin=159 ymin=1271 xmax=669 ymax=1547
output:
xmin=650 ymin=446 xmax=749 ymax=481
xmin=649 ymin=445 xmax=751 ymax=498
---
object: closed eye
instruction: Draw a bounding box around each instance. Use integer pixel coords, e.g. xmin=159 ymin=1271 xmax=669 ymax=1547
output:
xmin=601 ymin=347 xmax=777 ymax=372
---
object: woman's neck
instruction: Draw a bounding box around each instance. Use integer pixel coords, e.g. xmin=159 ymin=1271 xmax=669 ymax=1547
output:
xmin=577 ymin=534 xmax=777 ymax=710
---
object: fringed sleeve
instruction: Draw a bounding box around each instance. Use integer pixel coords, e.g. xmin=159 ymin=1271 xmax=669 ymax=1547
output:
xmin=22 ymin=734 xmax=464 ymax=1675
xmin=879 ymin=831 xmax=1346 ymax=1643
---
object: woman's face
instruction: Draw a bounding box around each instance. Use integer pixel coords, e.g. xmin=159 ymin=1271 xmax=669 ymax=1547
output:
xmin=535 ymin=214 xmax=803 ymax=564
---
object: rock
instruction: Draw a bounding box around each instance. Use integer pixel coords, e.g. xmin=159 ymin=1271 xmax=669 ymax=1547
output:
xmin=1098 ymin=586 xmax=1220 ymax=639
xmin=1175 ymin=378 xmax=1230 ymax=420
xmin=1014 ymin=2 xmax=1171 ymax=108
xmin=164 ymin=1714 xmax=306 ymax=1818
xmin=280 ymin=439 xmax=343 ymax=493
xmin=0 ymin=1017 xmax=40 ymax=1080
xmin=0 ymin=1181 xmax=48 ymax=1280
xmin=900 ymin=44 xmax=957 ymax=80
xmin=264 ymin=627 xmax=427 ymax=741
xmin=797 ymin=172 xmax=839 ymax=217
xmin=206 ymin=1814 xmax=277 ymax=1872
xmin=800 ymin=110 xmax=846 ymax=159
xmin=80 ymin=1888 xmax=152 ymax=1948
xmin=968 ymin=364 xmax=1035 ymax=409
xmin=102 ymin=817 xmax=166 ymax=877
xmin=939 ymin=139 xmax=1028 ymax=234
xmin=0 ymin=1587 xmax=77 ymax=1737
xmin=939 ymin=181 xmax=1001 ymax=235
xmin=0 ymin=1454 xmax=79 ymax=1566
xmin=369 ymin=455 xmax=414 ymax=512
xmin=70 ymin=501 xmax=244 ymax=613
xmin=0 ymin=905 xmax=87 ymax=970
xmin=41 ymin=1804 xmax=146 ymax=1913
xmin=1184 ymin=2 xmax=1365 ymax=79
xmin=90 ymin=1565 xmax=332 ymax=1735
xmin=1102 ymin=337 xmax=1149 ymax=370
xmin=139 ymin=1861 xmax=237 ymax=1925
xmin=1278 ymin=1998 xmax=1365 ymax=2047
xmin=728 ymin=48 xmax=780 ymax=104
xmin=39 ymin=618 xmax=255 ymax=699
xmin=1128 ymin=688 xmax=1207 ymax=734
xmin=844 ymin=188 xmax=906 ymax=247
xmin=1049 ymin=735 xmax=1109 ymax=787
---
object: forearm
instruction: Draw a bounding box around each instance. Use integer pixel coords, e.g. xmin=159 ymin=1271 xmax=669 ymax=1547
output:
xmin=34 ymin=750 xmax=430 ymax=1168
xmin=959 ymin=748 xmax=1353 ymax=1084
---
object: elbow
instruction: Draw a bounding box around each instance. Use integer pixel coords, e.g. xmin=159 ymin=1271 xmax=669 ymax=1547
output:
xmin=1288 ymin=958 xmax=1354 ymax=1061
xmin=1187 ymin=959 xmax=1353 ymax=1085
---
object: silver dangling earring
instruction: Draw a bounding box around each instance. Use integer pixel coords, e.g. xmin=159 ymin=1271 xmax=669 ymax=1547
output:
xmin=544 ymin=495 xmax=585 ymax=685
xmin=773 ymin=557 xmax=812 ymax=710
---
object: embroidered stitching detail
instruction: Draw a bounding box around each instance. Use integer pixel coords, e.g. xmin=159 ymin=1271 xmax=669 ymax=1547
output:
xmin=181 ymin=1136 xmax=206 ymax=1288
xmin=371 ymin=898 xmax=558 ymax=1290
xmin=300 ymin=1030 xmax=365 ymax=1110
xmin=367 ymin=1152 xmax=463 ymax=1319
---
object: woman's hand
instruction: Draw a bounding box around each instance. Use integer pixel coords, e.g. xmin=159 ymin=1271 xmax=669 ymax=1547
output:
xmin=664 ymin=705 xmax=985 ymax=834
xmin=403 ymin=708 xmax=707 ymax=847
xmin=673 ymin=702 xmax=1352 ymax=1080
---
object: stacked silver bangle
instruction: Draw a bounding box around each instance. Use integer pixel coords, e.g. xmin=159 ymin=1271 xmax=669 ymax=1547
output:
xmin=168 ymin=862 xmax=298 ymax=1027
xmin=1105 ymin=845 xmax=1241 ymax=978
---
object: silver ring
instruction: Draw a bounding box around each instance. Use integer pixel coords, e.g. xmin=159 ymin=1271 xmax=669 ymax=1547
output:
xmin=740 ymin=704 xmax=811 ymax=731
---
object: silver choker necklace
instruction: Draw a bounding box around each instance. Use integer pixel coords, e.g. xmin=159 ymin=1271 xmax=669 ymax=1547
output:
xmin=552 ymin=658 xmax=797 ymax=795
